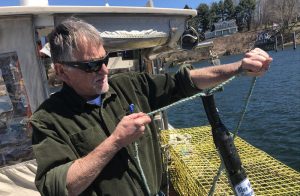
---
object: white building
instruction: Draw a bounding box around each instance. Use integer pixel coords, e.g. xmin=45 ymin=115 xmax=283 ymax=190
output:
xmin=204 ymin=20 xmax=238 ymax=39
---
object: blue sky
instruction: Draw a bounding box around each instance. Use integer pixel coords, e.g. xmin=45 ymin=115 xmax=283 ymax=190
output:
xmin=0 ymin=0 xmax=215 ymax=9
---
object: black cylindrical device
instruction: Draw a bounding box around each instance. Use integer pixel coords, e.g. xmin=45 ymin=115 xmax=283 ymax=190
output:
xmin=201 ymin=95 xmax=254 ymax=196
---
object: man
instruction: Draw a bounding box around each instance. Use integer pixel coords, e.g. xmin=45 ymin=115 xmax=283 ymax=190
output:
xmin=31 ymin=18 xmax=272 ymax=196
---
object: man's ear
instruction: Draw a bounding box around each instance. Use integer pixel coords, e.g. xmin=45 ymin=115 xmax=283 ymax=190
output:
xmin=54 ymin=63 xmax=70 ymax=83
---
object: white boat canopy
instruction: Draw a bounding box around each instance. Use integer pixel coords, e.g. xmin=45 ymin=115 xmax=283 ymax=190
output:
xmin=0 ymin=5 xmax=196 ymax=111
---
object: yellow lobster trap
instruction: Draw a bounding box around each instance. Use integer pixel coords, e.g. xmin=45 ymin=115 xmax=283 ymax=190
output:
xmin=160 ymin=126 xmax=300 ymax=195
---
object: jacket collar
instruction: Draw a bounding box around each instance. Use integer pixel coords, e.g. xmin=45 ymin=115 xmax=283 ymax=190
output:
xmin=60 ymin=83 xmax=117 ymax=112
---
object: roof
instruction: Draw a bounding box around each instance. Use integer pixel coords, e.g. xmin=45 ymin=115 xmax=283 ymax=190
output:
xmin=0 ymin=6 xmax=197 ymax=17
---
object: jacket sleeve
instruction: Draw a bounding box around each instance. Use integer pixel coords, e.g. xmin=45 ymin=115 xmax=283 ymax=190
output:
xmin=135 ymin=64 xmax=200 ymax=110
xmin=31 ymin=117 xmax=76 ymax=196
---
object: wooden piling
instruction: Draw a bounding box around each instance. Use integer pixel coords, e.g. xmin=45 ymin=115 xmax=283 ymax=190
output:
xmin=293 ymin=32 xmax=296 ymax=50
xmin=275 ymin=36 xmax=278 ymax=52
xmin=281 ymin=34 xmax=284 ymax=50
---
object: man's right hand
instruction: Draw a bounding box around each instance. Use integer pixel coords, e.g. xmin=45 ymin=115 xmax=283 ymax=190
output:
xmin=67 ymin=113 xmax=151 ymax=195
xmin=111 ymin=112 xmax=152 ymax=148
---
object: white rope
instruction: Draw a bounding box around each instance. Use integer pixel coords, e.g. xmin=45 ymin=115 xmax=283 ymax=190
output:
xmin=147 ymin=75 xmax=237 ymax=116
xmin=134 ymin=142 xmax=151 ymax=195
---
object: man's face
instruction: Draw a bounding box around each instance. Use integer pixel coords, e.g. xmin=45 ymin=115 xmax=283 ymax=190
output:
xmin=59 ymin=44 xmax=109 ymax=99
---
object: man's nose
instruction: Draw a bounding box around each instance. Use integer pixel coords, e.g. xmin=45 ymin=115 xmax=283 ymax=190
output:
xmin=97 ymin=63 xmax=109 ymax=75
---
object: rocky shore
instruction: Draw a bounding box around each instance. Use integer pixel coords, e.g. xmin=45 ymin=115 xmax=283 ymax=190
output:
xmin=166 ymin=30 xmax=300 ymax=65
xmin=164 ymin=31 xmax=257 ymax=65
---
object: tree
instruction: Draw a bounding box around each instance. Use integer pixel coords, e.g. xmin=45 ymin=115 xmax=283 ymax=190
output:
xmin=256 ymin=0 xmax=300 ymax=30
xmin=196 ymin=3 xmax=211 ymax=32
xmin=276 ymin=0 xmax=298 ymax=30
xmin=235 ymin=4 xmax=244 ymax=31
xmin=184 ymin=4 xmax=191 ymax=9
xmin=210 ymin=2 xmax=220 ymax=24
xmin=235 ymin=0 xmax=256 ymax=31
xmin=224 ymin=0 xmax=235 ymax=20
xmin=217 ymin=1 xmax=225 ymax=21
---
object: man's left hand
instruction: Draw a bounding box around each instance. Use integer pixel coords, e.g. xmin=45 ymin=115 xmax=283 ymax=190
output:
xmin=241 ymin=48 xmax=273 ymax=76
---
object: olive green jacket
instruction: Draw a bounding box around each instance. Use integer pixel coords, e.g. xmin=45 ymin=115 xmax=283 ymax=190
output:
xmin=31 ymin=66 xmax=199 ymax=196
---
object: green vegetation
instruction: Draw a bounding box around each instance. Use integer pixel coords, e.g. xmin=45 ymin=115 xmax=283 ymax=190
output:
xmin=185 ymin=0 xmax=300 ymax=34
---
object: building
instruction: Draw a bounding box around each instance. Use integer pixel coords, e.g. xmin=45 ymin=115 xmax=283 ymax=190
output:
xmin=204 ymin=20 xmax=238 ymax=39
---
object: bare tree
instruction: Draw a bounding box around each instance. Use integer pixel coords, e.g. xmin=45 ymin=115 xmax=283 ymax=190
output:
xmin=276 ymin=0 xmax=298 ymax=28
xmin=261 ymin=0 xmax=277 ymax=27
xmin=256 ymin=0 xmax=300 ymax=29
xmin=235 ymin=0 xmax=299 ymax=30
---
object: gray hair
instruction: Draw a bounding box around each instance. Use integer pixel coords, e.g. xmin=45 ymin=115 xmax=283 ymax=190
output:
xmin=49 ymin=18 xmax=103 ymax=63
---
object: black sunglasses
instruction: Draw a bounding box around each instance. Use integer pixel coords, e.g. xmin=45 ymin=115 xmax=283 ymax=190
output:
xmin=59 ymin=53 xmax=109 ymax=73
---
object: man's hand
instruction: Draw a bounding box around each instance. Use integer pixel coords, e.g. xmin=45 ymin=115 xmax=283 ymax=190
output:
xmin=66 ymin=112 xmax=151 ymax=195
xmin=241 ymin=48 xmax=273 ymax=76
xmin=111 ymin=112 xmax=152 ymax=148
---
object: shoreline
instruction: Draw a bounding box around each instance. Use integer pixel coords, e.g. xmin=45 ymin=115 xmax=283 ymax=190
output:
xmin=167 ymin=31 xmax=300 ymax=66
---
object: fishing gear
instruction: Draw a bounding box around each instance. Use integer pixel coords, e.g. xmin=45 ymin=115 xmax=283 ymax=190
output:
xmin=201 ymin=95 xmax=254 ymax=196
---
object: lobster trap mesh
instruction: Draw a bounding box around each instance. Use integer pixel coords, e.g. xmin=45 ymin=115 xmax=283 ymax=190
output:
xmin=160 ymin=126 xmax=300 ymax=195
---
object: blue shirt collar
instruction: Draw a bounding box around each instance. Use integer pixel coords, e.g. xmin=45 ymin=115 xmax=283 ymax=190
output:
xmin=87 ymin=96 xmax=102 ymax=106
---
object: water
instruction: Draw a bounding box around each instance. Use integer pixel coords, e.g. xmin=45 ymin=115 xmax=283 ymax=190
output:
xmin=167 ymin=46 xmax=300 ymax=172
